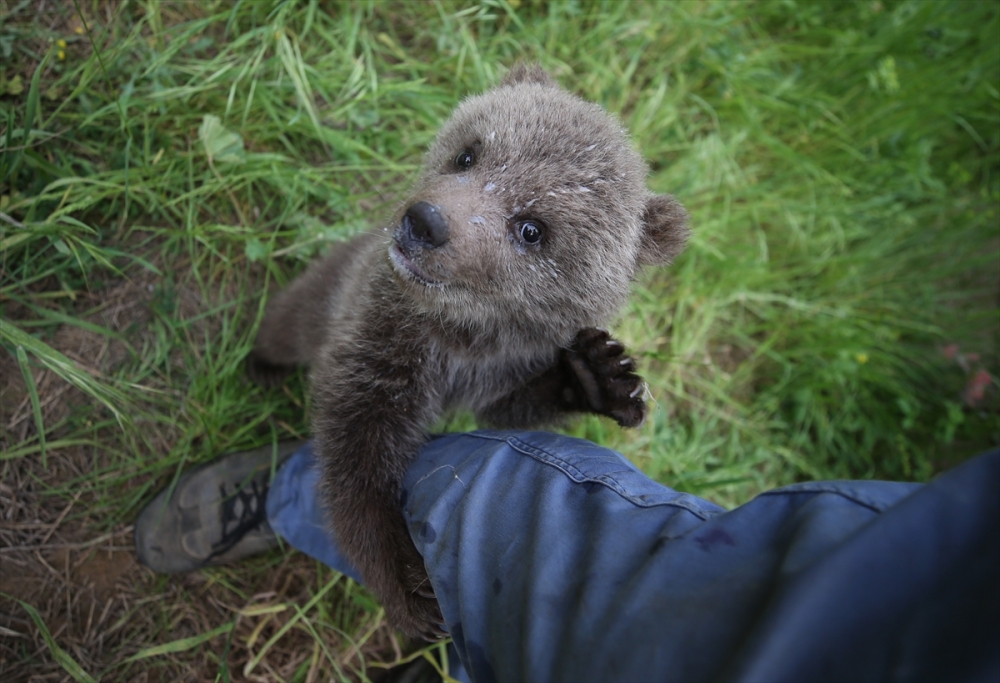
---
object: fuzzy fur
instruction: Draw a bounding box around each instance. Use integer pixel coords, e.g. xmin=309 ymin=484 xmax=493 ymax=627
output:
xmin=248 ymin=66 xmax=689 ymax=639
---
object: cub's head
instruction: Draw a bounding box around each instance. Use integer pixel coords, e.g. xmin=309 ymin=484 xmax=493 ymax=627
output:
xmin=387 ymin=65 xmax=688 ymax=344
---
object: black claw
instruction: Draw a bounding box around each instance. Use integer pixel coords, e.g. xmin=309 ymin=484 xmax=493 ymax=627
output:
xmin=566 ymin=327 xmax=648 ymax=426
xmin=421 ymin=624 xmax=449 ymax=641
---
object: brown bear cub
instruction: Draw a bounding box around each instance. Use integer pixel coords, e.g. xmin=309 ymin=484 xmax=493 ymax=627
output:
xmin=248 ymin=65 xmax=689 ymax=639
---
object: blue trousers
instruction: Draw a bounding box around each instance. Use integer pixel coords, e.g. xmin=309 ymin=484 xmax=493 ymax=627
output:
xmin=265 ymin=431 xmax=1000 ymax=683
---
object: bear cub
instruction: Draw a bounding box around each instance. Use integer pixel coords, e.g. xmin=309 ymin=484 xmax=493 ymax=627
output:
xmin=248 ymin=65 xmax=689 ymax=639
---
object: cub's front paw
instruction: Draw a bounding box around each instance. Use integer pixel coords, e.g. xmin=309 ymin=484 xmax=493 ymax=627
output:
xmin=563 ymin=328 xmax=647 ymax=428
xmin=389 ymin=590 xmax=447 ymax=642
xmin=383 ymin=551 xmax=447 ymax=641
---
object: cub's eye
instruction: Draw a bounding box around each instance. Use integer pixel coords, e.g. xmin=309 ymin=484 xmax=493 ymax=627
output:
xmin=518 ymin=220 xmax=543 ymax=244
xmin=454 ymin=149 xmax=475 ymax=169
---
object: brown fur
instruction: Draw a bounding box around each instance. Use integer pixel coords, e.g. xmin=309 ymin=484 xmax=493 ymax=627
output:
xmin=248 ymin=66 xmax=689 ymax=639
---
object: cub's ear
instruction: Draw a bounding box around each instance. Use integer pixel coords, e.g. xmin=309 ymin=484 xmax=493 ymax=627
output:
xmin=638 ymin=194 xmax=690 ymax=267
xmin=500 ymin=63 xmax=557 ymax=88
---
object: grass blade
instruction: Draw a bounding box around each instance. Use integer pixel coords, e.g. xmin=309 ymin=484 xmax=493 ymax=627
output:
xmin=0 ymin=438 xmax=107 ymax=461
xmin=14 ymin=598 xmax=97 ymax=683
xmin=243 ymin=576 xmax=339 ymax=676
xmin=14 ymin=345 xmax=46 ymax=467
xmin=1 ymin=106 xmax=17 ymax=183
xmin=0 ymin=319 xmax=135 ymax=426
xmin=22 ymin=52 xmax=45 ymax=145
xmin=121 ymin=622 xmax=234 ymax=663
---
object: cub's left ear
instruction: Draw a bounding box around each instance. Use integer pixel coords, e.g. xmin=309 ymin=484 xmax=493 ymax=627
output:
xmin=637 ymin=194 xmax=690 ymax=267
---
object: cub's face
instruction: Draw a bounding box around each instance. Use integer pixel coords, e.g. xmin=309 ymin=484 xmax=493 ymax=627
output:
xmin=387 ymin=70 xmax=687 ymax=344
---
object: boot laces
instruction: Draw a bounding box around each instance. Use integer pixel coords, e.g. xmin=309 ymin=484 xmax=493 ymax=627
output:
xmin=210 ymin=478 xmax=268 ymax=559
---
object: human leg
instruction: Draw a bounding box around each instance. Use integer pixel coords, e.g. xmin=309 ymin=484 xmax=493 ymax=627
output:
xmin=263 ymin=441 xmax=363 ymax=582
xmin=401 ymin=431 xmax=999 ymax=683
xmin=136 ymin=432 xmax=1000 ymax=682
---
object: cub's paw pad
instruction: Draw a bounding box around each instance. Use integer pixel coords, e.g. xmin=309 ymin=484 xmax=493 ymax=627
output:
xmin=565 ymin=328 xmax=647 ymax=428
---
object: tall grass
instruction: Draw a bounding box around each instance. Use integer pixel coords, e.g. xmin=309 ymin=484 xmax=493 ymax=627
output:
xmin=1 ymin=0 xmax=997 ymax=679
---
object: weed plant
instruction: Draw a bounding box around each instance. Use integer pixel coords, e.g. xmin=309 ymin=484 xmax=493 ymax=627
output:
xmin=1 ymin=0 xmax=997 ymax=680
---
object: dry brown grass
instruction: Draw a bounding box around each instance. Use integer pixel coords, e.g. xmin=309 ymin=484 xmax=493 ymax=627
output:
xmin=0 ymin=246 xmax=411 ymax=681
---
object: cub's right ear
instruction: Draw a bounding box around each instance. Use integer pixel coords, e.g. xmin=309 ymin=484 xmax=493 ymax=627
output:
xmin=637 ymin=194 xmax=690 ymax=267
xmin=500 ymin=63 xmax=557 ymax=88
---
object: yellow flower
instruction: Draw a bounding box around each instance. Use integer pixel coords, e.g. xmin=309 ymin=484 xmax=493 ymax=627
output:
xmin=57 ymin=39 xmax=67 ymax=48
xmin=58 ymin=50 xmax=66 ymax=61
xmin=855 ymin=353 xmax=869 ymax=364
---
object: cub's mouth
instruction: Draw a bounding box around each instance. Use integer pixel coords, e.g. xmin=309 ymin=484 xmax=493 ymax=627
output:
xmin=388 ymin=243 xmax=444 ymax=288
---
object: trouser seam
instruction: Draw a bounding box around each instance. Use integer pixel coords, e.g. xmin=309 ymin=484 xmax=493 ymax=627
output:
xmin=475 ymin=431 xmax=717 ymax=520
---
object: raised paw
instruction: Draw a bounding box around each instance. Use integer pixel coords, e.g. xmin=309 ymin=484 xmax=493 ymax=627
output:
xmin=562 ymin=327 xmax=647 ymax=428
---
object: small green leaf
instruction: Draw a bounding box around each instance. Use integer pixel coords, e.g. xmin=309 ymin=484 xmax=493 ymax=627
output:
xmin=244 ymin=237 xmax=269 ymax=262
xmin=198 ymin=114 xmax=245 ymax=165
xmin=5 ymin=74 xmax=23 ymax=95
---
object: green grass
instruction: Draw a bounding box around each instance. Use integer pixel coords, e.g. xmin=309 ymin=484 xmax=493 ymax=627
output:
xmin=1 ymin=0 xmax=997 ymax=680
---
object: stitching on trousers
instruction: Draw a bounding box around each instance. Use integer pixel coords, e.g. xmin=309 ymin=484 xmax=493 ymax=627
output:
xmin=473 ymin=432 xmax=718 ymax=520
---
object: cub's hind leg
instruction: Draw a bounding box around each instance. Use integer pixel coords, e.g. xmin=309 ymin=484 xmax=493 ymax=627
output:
xmin=248 ymin=233 xmax=379 ymax=387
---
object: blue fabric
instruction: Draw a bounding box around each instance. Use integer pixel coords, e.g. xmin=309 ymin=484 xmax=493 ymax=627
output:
xmin=267 ymin=431 xmax=1000 ymax=683
xmin=265 ymin=441 xmax=362 ymax=583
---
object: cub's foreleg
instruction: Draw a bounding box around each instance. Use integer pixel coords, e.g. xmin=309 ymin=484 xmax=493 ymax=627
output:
xmin=478 ymin=328 xmax=648 ymax=429
xmin=311 ymin=333 xmax=446 ymax=641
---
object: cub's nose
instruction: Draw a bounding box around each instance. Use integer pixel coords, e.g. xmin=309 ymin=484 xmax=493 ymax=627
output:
xmin=403 ymin=202 xmax=450 ymax=248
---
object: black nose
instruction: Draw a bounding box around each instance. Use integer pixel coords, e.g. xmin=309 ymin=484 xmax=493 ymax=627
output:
xmin=403 ymin=202 xmax=449 ymax=248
